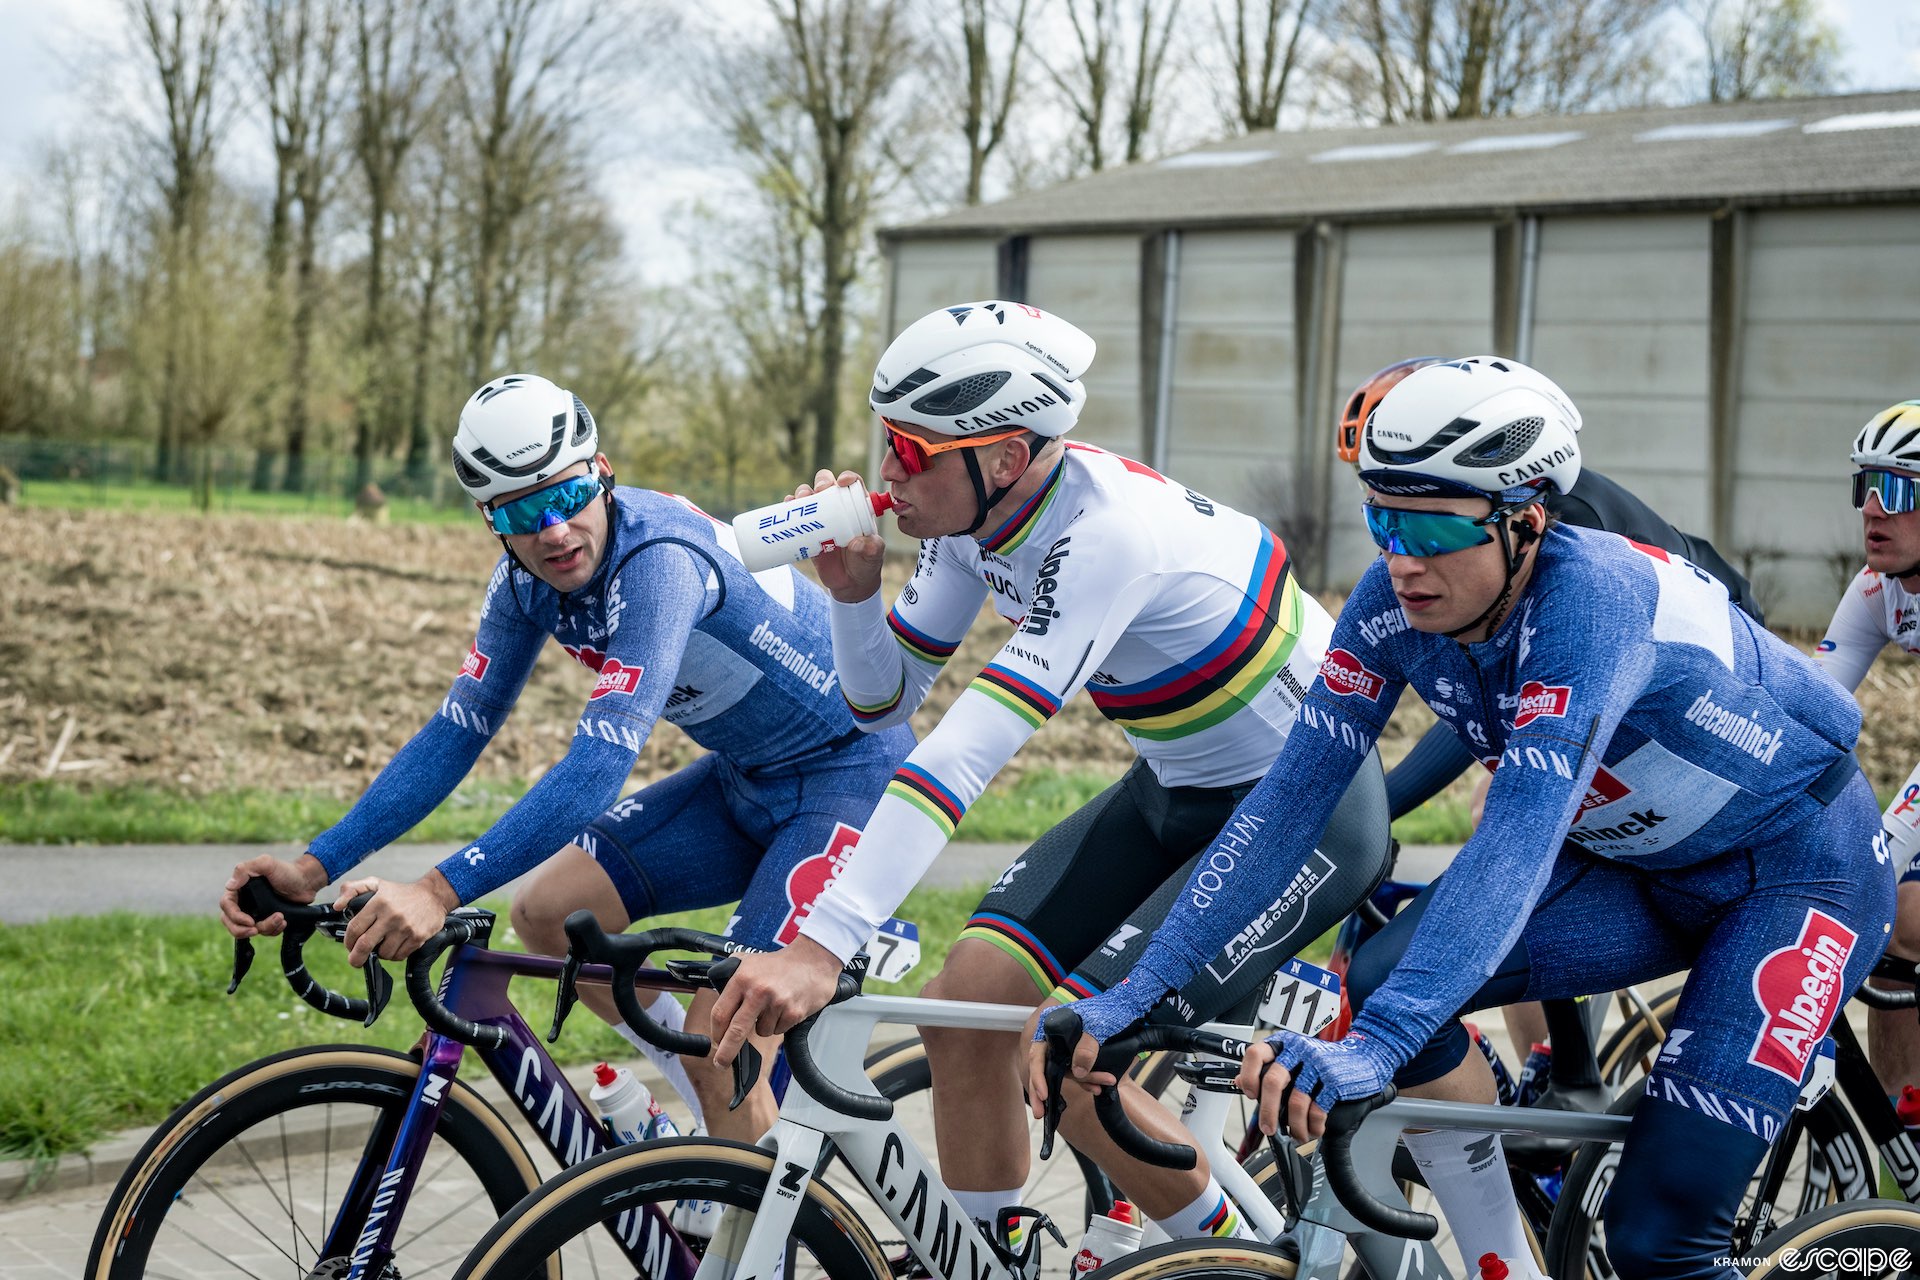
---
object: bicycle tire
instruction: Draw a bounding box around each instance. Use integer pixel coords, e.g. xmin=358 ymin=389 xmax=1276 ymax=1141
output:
xmin=453 ymin=1135 xmax=892 ymax=1280
xmin=85 ymin=1044 xmax=546 ymax=1280
xmin=1596 ymin=986 xmax=1682 ymax=1088
xmin=1544 ymin=1080 xmax=1870 ymax=1280
xmin=1742 ymin=1200 xmax=1920 ymax=1277
xmin=1081 ymin=1236 xmax=1302 ymax=1279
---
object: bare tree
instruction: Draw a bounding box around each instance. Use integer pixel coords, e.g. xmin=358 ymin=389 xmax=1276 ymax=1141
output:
xmin=1322 ymin=0 xmax=1667 ymax=123
xmin=1046 ymin=0 xmax=1183 ymax=172
xmin=708 ymin=0 xmax=916 ymax=472
xmin=955 ymin=0 xmax=1032 ymax=204
xmin=1696 ymin=0 xmax=1841 ymax=102
xmin=122 ymin=0 xmax=230 ymax=481
xmin=1209 ymin=0 xmax=1316 ymax=132
xmin=350 ymin=0 xmax=434 ymax=485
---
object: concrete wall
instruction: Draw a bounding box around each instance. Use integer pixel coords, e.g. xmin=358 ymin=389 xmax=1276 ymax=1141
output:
xmin=1025 ymin=235 xmax=1145 ymax=457
xmin=1733 ymin=206 xmax=1920 ymax=624
xmin=1162 ymin=230 xmax=1297 ymax=513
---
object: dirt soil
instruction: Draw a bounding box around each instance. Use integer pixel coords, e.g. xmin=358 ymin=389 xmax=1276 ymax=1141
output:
xmin=3 ymin=507 xmax=1916 ymax=806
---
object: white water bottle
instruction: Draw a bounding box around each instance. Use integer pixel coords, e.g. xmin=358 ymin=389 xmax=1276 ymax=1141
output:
xmin=589 ymin=1062 xmax=673 ymax=1146
xmin=1072 ymin=1201 xmax=1144 ymax=1275
xmin=731 ymin=479 xmax=895 ymax=572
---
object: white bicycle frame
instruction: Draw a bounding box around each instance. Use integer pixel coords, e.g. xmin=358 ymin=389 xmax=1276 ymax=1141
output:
xmin=693 ymin=992 xmax=1287 ymax=1280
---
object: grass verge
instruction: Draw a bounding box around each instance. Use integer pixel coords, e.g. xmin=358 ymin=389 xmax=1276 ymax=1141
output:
xmin=0 ymin=770 xmax=1126 ymax=846
xmin=17 ymin=477 xmax=470 ymax=524
xmin=0 ymin=882 xmax=984 ymax=1163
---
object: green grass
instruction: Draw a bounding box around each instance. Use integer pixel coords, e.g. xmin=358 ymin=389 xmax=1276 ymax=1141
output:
xmin=0 ymin=881 xmax=989 ymax=1163
xmin=0 ymin=780 xmax=524 ymax=844
xmin=16 ymin=477 xmax=471 ymax=524
xmin=0 ymin=771 xmax=1119 ymax=846
xmin=1391 ymin=797 xmax=1474 ymax=845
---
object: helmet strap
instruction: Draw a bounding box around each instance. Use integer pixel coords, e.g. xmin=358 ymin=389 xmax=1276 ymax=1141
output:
xmin=1444 ymin=510 xmax=1538 ymax=642
xmin=961 ymin=442 xmax=1023 ymax=537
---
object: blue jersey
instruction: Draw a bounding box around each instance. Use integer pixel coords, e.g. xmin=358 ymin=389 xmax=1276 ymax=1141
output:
xmin=1110 ymin=524 xmax=1864 ymax=1069
xmin=310 ymin=487 xmax=865 ymax=902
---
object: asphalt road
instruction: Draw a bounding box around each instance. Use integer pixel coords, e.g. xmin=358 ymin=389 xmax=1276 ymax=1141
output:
xmin=0 ymin=840 xmax=1460 ymax=923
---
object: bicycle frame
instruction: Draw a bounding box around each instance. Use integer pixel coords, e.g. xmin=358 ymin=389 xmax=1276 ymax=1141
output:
xmin=702 ymin=994 xmax=1289 ymax=1280
xmin=338 ymin=943 xmax=698 ymax=1280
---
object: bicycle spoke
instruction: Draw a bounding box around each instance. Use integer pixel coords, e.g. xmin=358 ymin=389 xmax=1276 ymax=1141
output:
xmin=278 ymin=1111 xmax=301 ymax=1271
xmin=392 ymin=1183 xmax=491 ymax=1253
xmin=162 ymin=1215 xmax=279 ymax=1280
xmin=182 ymin=1171 xmax=305 ymax=1270
xmin=231 ymin=1126 xmax=323 ymax=1261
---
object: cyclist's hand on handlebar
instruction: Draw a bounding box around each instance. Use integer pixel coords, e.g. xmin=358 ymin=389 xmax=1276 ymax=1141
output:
xmin=1024 ymin=1002 xmax=1121 ymax=1118
xmin=1237 ymin=1040 xmax=1325 ymax=1140
xmin=709 ymin=937 xmax=845 ymax=1069
xmin=790 ymin=469 xmax=886 ymax=605
xmin=333 ymin=871 xmax=462 ymax=966
xmin=220 ymin=853 xmax=328 ymax=939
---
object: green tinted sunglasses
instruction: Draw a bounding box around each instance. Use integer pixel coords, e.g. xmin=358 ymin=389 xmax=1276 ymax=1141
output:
xmin=485 ymin=470 xmax=602 ymax=535
xmin=1364 ymin=504 xmax=1508 ymax=557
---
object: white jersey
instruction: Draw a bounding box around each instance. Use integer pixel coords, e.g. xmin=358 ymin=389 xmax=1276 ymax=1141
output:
xmin=799 ymin=443 xmax=1333 ymax=961
xmin=1816 ymin=566 xmax=1920 ymax=865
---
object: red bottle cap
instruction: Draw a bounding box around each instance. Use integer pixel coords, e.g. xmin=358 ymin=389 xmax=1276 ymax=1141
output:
xmin=1529 ymin=1042 xmax=1552 ymax=1055
xmin=1479 ymin=1253 xmax=1509 ymax=1280
xmin=1899 ymin=1085 xmax=1920 ymax=1124
xmin=593 ymin=1062 xmax=619 ymax=1088
xmin=1110 ymin=1200 xmax=1134 ymax=1225
xmin=870 ymin=489 xmax=896 ymax=515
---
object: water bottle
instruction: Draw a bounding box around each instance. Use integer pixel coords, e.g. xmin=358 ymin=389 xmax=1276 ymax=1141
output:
xmin=1515 ymin=1041 xmax=1553 ymax=1108
xmin=731 ymin=479 xmax=895 ymax=572
xmin=589 ymin=1062 xmax=676 ymax=1146
xmin=1073 ymin=1200 xmax=1144 ymax=1275
xmin=1478 ymin=1253 xmax=1510 ymax=1280
xmin=672 ymin=1125 xmax=723 ymax=1238
xmin=1465 ymin=1020 xmax=1518 ymax=1107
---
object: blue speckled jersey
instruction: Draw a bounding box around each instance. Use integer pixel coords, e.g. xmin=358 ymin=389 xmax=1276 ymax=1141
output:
xmin=309 ymin=487 xmax=871 ymax=902
xmin=1077 ymin=524 xmax=1868 ymax=1068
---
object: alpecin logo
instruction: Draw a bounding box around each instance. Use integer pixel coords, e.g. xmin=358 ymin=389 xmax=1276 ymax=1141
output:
xmin=1579 ymin=766 xmax=1630 ymax=813
xmin=1320 ymin=649 xmax=1384 ymax=701
xmin=589 ymin=658 xmax=643 ymax=699
xmin=459 ymin=644 xmax=490 ymax=682
xmin=776 ymin=823 xmax=863 ymax=945
xmin=1748 ymin=908 xmax=1856 ymax=1082
xmin=1510 ymin=681 xmax=1570 ymax=728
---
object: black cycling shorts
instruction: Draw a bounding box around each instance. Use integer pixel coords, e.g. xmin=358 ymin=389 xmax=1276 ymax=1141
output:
xmin=958 ymin=752 xmax=1392 ymax=1024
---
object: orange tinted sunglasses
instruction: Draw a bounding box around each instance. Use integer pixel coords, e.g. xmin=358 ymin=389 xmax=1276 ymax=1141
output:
xmin=882 ymin=418 xmax=1029 ymax=476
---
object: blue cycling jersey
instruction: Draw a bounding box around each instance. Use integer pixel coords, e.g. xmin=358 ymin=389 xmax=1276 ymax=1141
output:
xmin=1083 ymin=525 xmax=1867 ymax=1071
xmin=309 ymin=487 xmax=867 ymax=902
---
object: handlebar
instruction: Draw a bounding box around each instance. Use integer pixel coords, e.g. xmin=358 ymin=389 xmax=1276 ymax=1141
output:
xmin=1318 ymin=1089 xmax=1439 ymax=1240
xmin=230 ymin=877 xmax=505 ymax=1049
xmin=230 ymin=879 xmax=391 ymax=1027
xmin=552 ymin=912 xmax=884 ymax=1118
xmin=1037 ymin=1008 xmax=1257 ymax=1172
xmin=1859 ymin=951 xmax=1920 ymax=1011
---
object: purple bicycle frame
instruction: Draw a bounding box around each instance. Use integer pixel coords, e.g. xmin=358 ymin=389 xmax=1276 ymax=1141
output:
xmin=331 ymin=944 xmax=705 ymax=1280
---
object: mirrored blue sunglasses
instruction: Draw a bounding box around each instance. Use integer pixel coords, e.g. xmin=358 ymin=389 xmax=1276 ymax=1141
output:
xmin=1364 ymin=504 xmax=1506 ymax=558
xmin=1853 ymin=469 xmax=1919 ymax=516
xmin=485 ymin=470 xmax=602 ymax=535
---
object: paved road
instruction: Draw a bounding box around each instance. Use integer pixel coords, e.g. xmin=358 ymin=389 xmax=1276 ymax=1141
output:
xmin=0 ymin=841 xmax=1461 ymax=924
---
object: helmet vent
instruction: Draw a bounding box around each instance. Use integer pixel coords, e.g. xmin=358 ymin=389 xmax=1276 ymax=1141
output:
xmin=452 ymin=451 xmax=489 ymax=489
xmin=1458 ymin=416 xmax=1544 ymax=468
xmin=1031 ymin=372 xmax=1072 ymax=405
xmin=571 ymin=396 xmax=596 ymax=446
xmin=1368 ymin=415 xmax=1480 ymax=465
xmin=873 ymin=367 xmax=940 ymax=406
xmin=912 ymin=370 xmax=1011 ymax=416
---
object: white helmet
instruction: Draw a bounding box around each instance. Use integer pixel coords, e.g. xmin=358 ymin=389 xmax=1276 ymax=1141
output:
xmin=871 ymin=301 xmax=1096 ymax=438
xmin=452 ymin=373 xmax=598 ymax=502
xmin=1852 ymin=401 xmax=1920 ymax=471
xmin=1358 ymin=357 xmax=1582 ymax=502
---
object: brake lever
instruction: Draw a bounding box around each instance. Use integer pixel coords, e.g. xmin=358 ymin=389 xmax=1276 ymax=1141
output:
xmin=549 ymin=947 xmax=584 ymax=1044
xmin=228 ymin=936 xmax=256 ymax=995
xmin=731 ymin=1042 xmax=762 ymax=1110
xmin=361 ymin=956 xmax=393 ymax=1027
xmin=1038 ymin=1014 xmax=1076 ymax=1161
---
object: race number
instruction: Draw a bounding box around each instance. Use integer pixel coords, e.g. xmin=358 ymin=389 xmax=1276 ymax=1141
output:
xmin=865 ymin=918 xmax=921 ymax=983
xmin=1257 ymin=957 xmax=1341 ymax=1037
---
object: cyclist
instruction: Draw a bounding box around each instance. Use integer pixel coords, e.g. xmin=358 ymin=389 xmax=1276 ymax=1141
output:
xmin=1040 ymin=356 xmax=1894 ymax=1279
xmin=711 ymin=301 xmax=1391 ymax=1246
xmin=1813 ymin=400 xmax=1920 ymax=1104
xmin=1348 ymin=358 xmax=1765 ymax=1088
xmin=216 ymin=373 xmax=914 ymax=1143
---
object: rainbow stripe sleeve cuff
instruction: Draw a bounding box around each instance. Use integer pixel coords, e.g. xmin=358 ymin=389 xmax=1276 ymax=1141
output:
xmin=884 ymin=763 xmax=967 ymax=838
xmin=969 ymin=663 xmax=1063 ymax=731
xmin=888 ymin=609 xmax=960 ymax=666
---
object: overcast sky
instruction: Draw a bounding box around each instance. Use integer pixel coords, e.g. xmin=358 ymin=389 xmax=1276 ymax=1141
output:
xmin=3 ymin=0 xmax=1916 ymax=286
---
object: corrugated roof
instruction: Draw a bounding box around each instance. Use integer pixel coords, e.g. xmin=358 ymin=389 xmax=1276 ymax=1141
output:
xmin=885 ymin=90 xmax=1920 ymax=239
